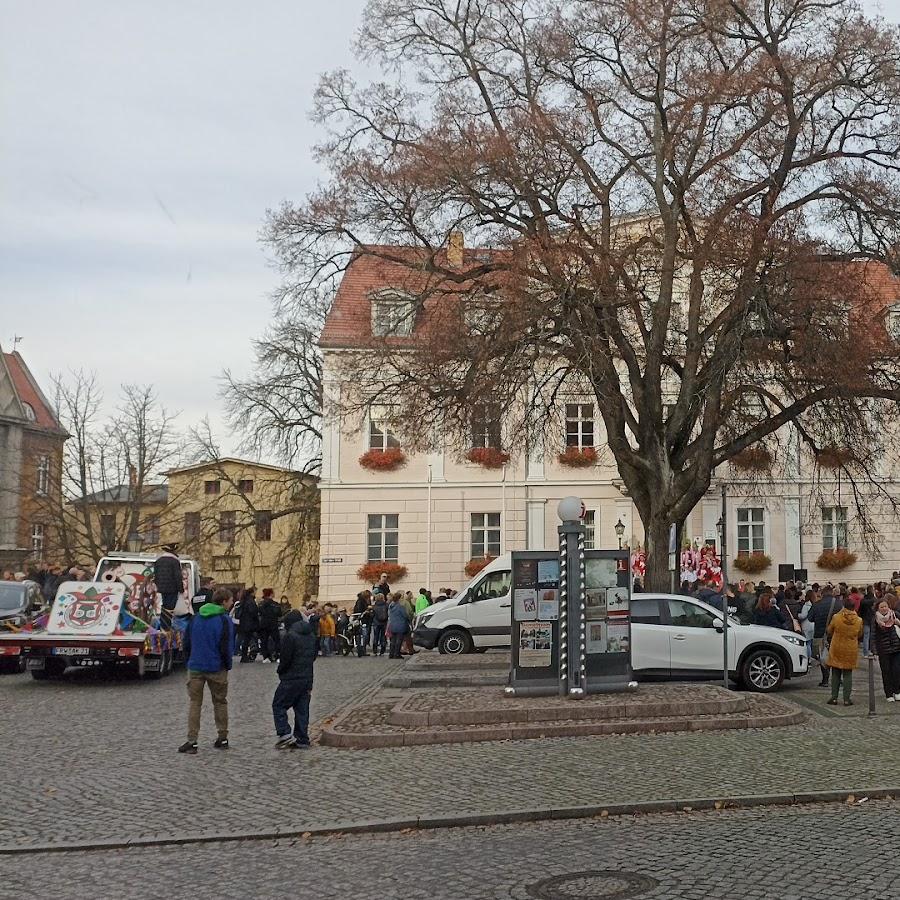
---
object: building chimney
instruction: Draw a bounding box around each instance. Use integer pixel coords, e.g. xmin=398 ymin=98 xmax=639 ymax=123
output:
xmin=447 ymin=230 xmax=464 ymax=268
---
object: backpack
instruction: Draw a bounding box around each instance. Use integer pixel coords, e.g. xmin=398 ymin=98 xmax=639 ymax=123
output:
xmin=373 ymin=601 xmax=388 ymax=623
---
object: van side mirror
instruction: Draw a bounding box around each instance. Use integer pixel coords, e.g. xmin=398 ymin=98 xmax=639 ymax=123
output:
xmin=713 ymin=620 xmax=724 ymax=632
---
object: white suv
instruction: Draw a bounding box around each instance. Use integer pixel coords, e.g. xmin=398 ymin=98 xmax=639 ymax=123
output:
xmin=413 ymin=557 xmax=809 ymax=692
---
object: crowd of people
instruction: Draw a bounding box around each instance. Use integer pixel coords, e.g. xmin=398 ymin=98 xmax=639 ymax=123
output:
xmin=672 ymin=573 xmax=900 ymax=705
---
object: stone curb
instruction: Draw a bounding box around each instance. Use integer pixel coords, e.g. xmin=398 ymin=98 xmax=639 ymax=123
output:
xmin=383 ymin=673 xmax=507 ymax=689
xmin=320 ymin=705 xmax=805 ymax=748
xmin=0 ymin=788 xmax=895 ymax=856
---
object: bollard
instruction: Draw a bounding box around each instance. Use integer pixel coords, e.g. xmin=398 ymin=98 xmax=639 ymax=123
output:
xmin=868 ymin=655 xmax=877 ymax=718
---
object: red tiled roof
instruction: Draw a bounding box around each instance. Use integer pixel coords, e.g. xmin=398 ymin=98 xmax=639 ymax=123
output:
xmin=3 ymin=351 xmax=65 ymax=433
xmin=319 ymin=248 xmax=900 ymax=349
xmin=319 ymin=244 xmax=508 ymax=349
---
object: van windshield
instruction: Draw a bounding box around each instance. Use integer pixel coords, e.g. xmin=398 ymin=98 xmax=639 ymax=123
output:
xmin=472 ymin=570 xmax=511 ymax=601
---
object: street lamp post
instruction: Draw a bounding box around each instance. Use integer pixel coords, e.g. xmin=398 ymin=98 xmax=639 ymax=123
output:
xmin=614 ymin=518 xmax=625 ymax=550
xmin=127 ymin=530 xmax=144 ymax=554
xmin=717 ymin=507 xmax=728 ymax=691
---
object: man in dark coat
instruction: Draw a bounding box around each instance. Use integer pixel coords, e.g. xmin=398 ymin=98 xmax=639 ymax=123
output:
xmin=237 ymin=587 xmax=260 ymax=663
xmin=257 ymin=588 xmax=282 ymax=662
xmin=154 ymin=545 xmax=183 ymax=631
xmin=273 ymin=611 xmax=317 ymax=748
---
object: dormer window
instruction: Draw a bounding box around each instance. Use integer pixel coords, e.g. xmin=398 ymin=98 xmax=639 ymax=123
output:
xmin=464 ymin=299 xmax=502 ymax=335
xmin=887 ymin=303 xmax=900 ymax=341
xmin=371 ymin=291 xmax=416 ymax=336
xmin=22 ymin=402 xmax=36 ymax=422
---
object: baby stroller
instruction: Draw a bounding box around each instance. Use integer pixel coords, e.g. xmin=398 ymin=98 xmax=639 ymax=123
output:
xmin=337 ymin=612 xmax=362 ymax=656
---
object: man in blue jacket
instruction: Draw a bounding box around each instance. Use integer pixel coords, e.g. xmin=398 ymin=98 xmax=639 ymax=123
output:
xmin=273 ymin=611 xmax=318 ymax=749
xmin=178 ymin=588 xmax=235 ymax=754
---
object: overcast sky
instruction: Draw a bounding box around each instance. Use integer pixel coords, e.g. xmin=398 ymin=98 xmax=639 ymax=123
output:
xmin=2 ymin=0 xmax=899 ymax=457
xmin=0 ymin=0 xmax=369 ymax=452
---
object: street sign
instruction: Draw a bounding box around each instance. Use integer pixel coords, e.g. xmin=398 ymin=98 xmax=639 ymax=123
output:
xmin=321 ymin=557 xmax=343 ymax=564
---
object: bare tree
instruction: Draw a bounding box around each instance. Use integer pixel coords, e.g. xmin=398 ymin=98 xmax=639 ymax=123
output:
xmin=42 ymin=374 xmax=182 ymax=561
xmin=222 ymin=317 xmax=323 ymax=473
xmin=266 ymin=0 xmax=900 ymax=588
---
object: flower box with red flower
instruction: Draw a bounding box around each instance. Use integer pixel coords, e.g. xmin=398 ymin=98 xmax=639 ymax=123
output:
xmin=817 ymin=549 xmax=857 ymax=571
xmin=359 ymin=448 xmax=407 ymax=472
xmin=731 ymin=447 xmax=773 ymax=471
xmin=558 ymin=445 xmax=597 ymax=468
xmin=732 ymin=552 xmax=771 ymax=574
xmin=815 ymin=447 xmax=854 ymax=470
xmin=466 ymin=447 xmax=510 ymax=468
xmin=357 ymin=561 xmax=409 ymax=583
xmin=465 ymin=557 xmax=495 ymax=578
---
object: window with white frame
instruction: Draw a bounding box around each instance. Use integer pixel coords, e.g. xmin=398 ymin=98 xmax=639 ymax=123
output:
xmin=583 ymin=509 xmax=596 ymax=550
xmin=368 ymin=406 xmax=401 ymax=451
xmin=736 ymin=507 xmax=765 ymax=555
xmin=367 ymin=514 xmax=399 ymax=562
xmin=471 ymin=512 xmax=501 ymax=558
xmin=31 ymin=523 xmax=44 ymax=557
xmin=464 ymin=299 xmax=502 ymax=335
xmin=471 ymin=403 xmax=502 ymax=449
xmin=36 ymin=455 xmax=50 ymax=495
xmin=565 ymin=403 xmax=595 ymax=449
xmin=822 ymin=506 xmax=848 ymax=551
xmin=887 ymin=304 xmax=900 ymax=341
xmin=371 ymin=293 xmax=415 ymax=336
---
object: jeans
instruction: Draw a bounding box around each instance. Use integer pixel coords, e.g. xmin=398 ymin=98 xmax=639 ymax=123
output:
xmin=272 ymin=678 xmax=312 ymax=744
xmin=879 ymin=652 xmax=900 ymax=697
xmin=355 ymin=625 xmax=369 ymax=655
xmin=186 ymin=670 xmax=228 ymax=741
xmin=372 ymin=621 xmax=387 ymax=655
xmin=863 ymin=623 xmax=872 ymax=657
xmin=831 ymin=667 xmax=853 ymax=702
xmin=319 ymin=636 xmax=333 ymax=656
xmin=160 ymin=592 xmax=179 ymax=631
xmin=389 ymin=631 xmax=407 ymax=658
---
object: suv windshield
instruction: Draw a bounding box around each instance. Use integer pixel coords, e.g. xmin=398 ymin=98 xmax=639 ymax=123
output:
xmin=0 ymin=583 xmax=25 ymax=611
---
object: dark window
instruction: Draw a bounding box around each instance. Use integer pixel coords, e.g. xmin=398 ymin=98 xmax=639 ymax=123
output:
xmin=630 ymin=598 xmax=662 ymax=624
xmin=238 ymin=479 xmax=254 ymax=494
xmin=667 ymin=599 xmax=718 ymax=629
xmin=183 ymin=512 xmax=200 ymax=542
xmin=218 ymin=511 xmax=236 ymax=543
xmin=367 ymin=514 xmax=399 ymax=562
xmin=565 ymin=403 xmax=595 ymax=449
xmin=471 ymin=513 xmax=501 ymax=558
xmin=145 ymin=516 xmax=160 ymax=545
xmin=471 ymin=403 xmax=501 ymax=449
xmin=100 ymin=514 xmax=116 ymax=549
xmin=255 ymin=510 xmax=272 ymax=542
xmin=204 ymin=480 xmax=221 ymax=495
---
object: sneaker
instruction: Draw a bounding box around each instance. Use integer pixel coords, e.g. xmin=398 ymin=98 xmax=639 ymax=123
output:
xmin=894 ymin=693 xmax=900 ymax=701
xmin=261 ymin=658 xmax=271 ymax=664
xmin=275 ymin=735 xmax=295 ymax=749
xmin=290 ymin=740 xmax=311 ymax=750
xmin=214 ymin=737 xmax=229 ymax=749
xmin=844 ymin=699 xmax=854 ymax=706
xmin=827 ymin=699 xmax=838 ymax=705
xmin=887 ymin=697 xmax=896 ymax=702
xmin=178 ymin=741 xmax=198 ymax=754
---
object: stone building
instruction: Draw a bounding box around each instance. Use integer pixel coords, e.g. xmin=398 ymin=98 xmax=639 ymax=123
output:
xmin=0 ymin=348 xmax=67 ymax=569
xmin=316 ymin=245 xmax=900 ymax=605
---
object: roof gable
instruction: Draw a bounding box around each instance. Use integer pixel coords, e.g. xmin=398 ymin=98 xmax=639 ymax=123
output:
xmin=0 ymin=349 xmax=65 ymax=433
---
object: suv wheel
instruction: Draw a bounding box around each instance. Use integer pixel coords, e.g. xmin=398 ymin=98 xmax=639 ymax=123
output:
xmin=741 ymin=648 xmax=786 ymax=692
xmin=438 ymin=629 xmax=471 ymax=655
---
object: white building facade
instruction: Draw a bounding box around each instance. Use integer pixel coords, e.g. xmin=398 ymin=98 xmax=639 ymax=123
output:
xmin=316 ymin=249 xmax=900 ymax=607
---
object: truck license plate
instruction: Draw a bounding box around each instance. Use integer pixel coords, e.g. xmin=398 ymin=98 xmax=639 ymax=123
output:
xmin=53 ymin=647 xmax=90 ymax=655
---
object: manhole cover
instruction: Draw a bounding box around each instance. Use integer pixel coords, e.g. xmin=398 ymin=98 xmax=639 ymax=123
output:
xmin=526 ymin=870 xmax=659 ymax=900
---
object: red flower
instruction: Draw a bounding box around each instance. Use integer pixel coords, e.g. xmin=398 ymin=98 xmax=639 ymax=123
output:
xmin=558 ymin=446 xmax=598 ymax=468
xmin=359 ymin=448 xmax=407 ymax=471
xmin=466 ymin=447 xmax=510 ymax=468
xmin=357 ymin=561 xmax=409 ymax=583
xmin=465 ymin=557 xmax=495 ymax=577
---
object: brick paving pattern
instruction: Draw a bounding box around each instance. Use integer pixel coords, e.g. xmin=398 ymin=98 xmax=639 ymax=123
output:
xmin=1 ymin=653 xmax=900 ymax=854
xmin=3 ymin=801 xmax=898 ymax=899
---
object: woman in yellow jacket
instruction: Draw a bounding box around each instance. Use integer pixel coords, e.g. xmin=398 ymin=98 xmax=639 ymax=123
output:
xmin=826 ymin=598 xmax=864 ymax=706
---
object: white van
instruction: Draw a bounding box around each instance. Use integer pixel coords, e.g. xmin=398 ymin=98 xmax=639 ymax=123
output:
xmin=412 ymin=554 xmax=809 ymax=692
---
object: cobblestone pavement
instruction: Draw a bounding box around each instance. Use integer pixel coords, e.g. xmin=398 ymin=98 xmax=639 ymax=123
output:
xmin=3 ymin=801 xmax=898 ymax=899
xmin=2 ymin=653 xmax=900 ymax=852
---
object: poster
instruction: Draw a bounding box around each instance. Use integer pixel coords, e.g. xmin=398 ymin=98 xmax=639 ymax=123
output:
xmin=519 ymin=622 xmax=552 ymax=667
xmin=607 ymin=621 xmax=630 ymax=654
xmin=514 ymin=589 xmax=538 ymax=621
xmin=585 ymin=557 xmax=618 ymax=591
xmin=48 ymin=582 xmax=126 ymax=636
xmin=585 ymin=588 xmax=607 ymax=621
xmin=537 ymin=559 xmax=560 ymax=587
xmin=537 ymin=588 xmax=559 ymax=620
xmin=606 ymin=587 xmax=629 ymax=612
xmin=514 ymin=559 xmax=538 ymax=589
xmin=587 ymin=620 xmax=607 ymax=654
